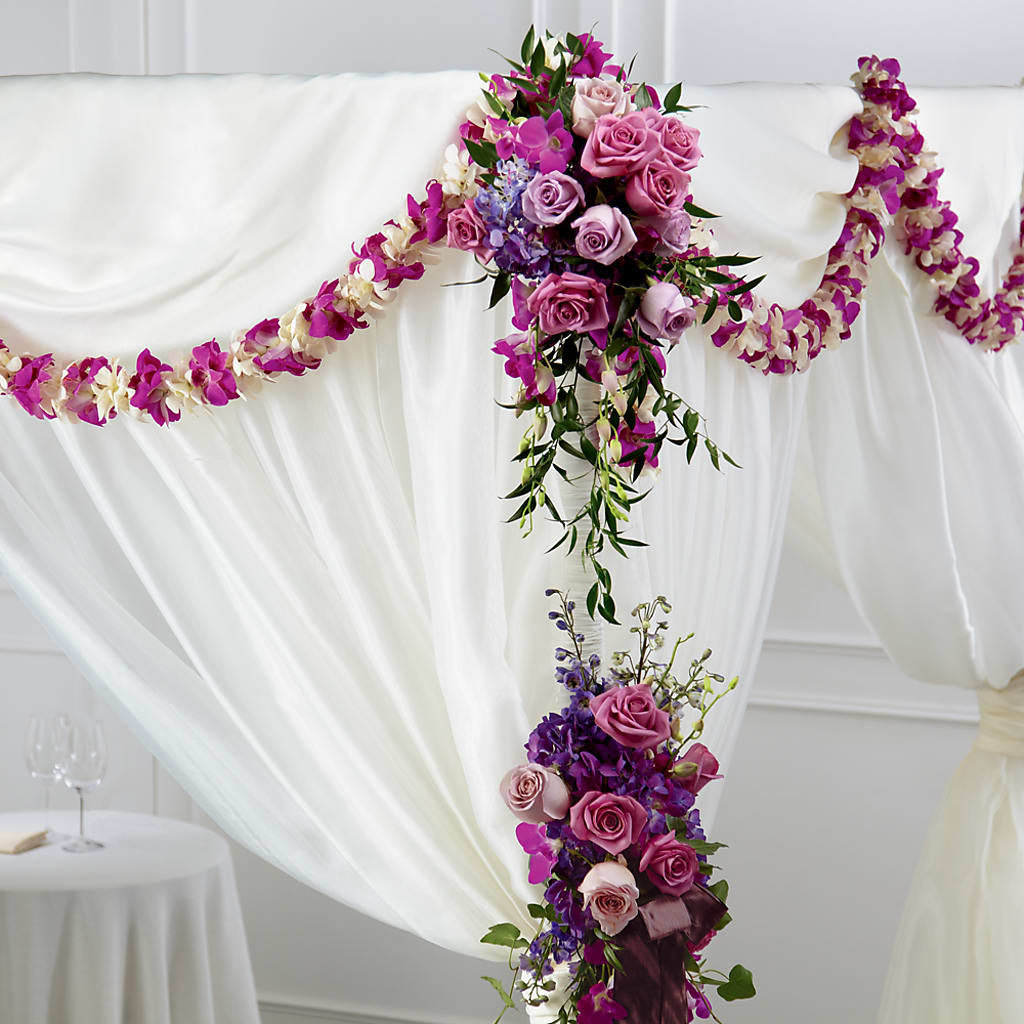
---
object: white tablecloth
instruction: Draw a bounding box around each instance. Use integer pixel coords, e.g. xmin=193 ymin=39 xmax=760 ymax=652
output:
xmin=0 ymin=810 xmax=260 ymax=1024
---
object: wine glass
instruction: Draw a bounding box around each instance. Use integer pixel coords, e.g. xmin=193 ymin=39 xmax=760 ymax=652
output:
xmin=61 ymin=719 xmax=108 ymax=854
xmin=24 ymin=713 xmax=71 ymax=841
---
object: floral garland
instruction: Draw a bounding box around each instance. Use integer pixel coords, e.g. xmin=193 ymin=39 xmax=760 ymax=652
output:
xmin=0 ymin=145 xmax=480 ymax=425
xmin=483 ymin=594 xmax=754 ymax=1024
xmin=701 ymin=55 xmax=1024 ymax=372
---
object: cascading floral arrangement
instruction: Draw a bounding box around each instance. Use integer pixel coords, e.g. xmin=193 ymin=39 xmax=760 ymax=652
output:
xmin=447 ymin=29 xmax=756 ymax=622
xmin=482 ymin=592 xmax=754 ymax=1024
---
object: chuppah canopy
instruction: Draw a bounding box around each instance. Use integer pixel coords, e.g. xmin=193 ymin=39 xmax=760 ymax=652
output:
xmin=0 ymin=51 xmax=1021 ymax=1023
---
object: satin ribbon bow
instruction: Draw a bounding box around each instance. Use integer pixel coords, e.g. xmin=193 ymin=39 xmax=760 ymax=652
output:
xmin=613 ymin=886 xmax=727 ymax=1023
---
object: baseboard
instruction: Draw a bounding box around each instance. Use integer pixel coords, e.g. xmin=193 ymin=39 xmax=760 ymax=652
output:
xmin=258 ymin=994 xmax=483 ymax=1024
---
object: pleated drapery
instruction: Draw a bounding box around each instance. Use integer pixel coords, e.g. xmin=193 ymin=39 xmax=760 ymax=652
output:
xmin=0 ymin=72 xmax=855 ymax=956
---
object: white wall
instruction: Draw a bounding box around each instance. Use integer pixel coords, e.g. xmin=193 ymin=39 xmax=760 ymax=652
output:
xmin=0 ymin=2 xmax=1006 ymax=1022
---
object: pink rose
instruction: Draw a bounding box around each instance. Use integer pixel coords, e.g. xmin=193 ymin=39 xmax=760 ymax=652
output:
xmin=660 ymin=117 xmax=702 ymax=171
xmin=580 ymin=112 xmax=661 ymax=178
xmin=677 ymin=742 xmax=721 ymax=795
xmin=445 ymin=200 xmax=494 ymax=261
xmin=625 ymin=160 xmax=690 ymax=216
xmin=638 ymin=209 xmax=692 ymax=255
xmin=572 ymin=205 xmax=638 ymax=265
xmin=637 ymin=282 xmax=696 ymax=343
xmin=639 ymin=833 xmax=699 ymax=896
xmin=579 ymin=861 xmax=640 ymax=936
xmin=589 ymin=684 xmax=671 ymax=750
xmin=569 ymin=791 xmax=647 ymax=855
xmin=571 ymin=76 xmax=631 ymax=138
xmin=526 ymin=272 xmax=610 ymax=336
xmin=500 ymin=764 xmax=571 ymax=824
xmin=522 ymin=171 xmax=585 ymax=226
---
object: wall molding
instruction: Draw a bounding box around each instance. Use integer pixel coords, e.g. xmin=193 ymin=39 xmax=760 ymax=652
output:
xmin=748 ymin=688 xmax=979 ymax=724
xmin=761 ymin=630 xmax=887 ymax=660
xmin=258 ymin=995 xmax=478 ymax=1024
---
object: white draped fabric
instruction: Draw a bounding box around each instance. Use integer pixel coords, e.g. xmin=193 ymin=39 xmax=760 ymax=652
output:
xmin=0 ymin=71 xmax=856 ymax=956
xmin=799 ymin=86 xmax=1024 ymax=1022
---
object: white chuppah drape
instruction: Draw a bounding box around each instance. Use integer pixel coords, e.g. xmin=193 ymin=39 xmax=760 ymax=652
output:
xmin=0 ymin=71 xmax=856 ymax=955
xmin=800 ymin=86 xmax=1024 ymax=1023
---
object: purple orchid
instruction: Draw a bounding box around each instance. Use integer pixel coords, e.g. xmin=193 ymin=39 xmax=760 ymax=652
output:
xmin=130 ymin=349 xmax=179 ymax=426
xmin=188 ymin=341 xmax=239 ymax=407
xmin=514 ymin=111 xmax=574 ymax=174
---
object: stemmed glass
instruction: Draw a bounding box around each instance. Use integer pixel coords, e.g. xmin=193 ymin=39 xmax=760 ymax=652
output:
xmin=61 ymin=719 xmax=108 ymax=854
xmin=24 ymin=713 xmax=71 ymax=841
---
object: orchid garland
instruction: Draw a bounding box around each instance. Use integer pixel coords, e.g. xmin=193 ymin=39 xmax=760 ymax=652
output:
xmin=483 ymin=592 xmax=754 ymax=1024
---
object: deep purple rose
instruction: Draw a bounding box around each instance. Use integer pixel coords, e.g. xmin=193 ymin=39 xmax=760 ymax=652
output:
xmin=637 ymin=282 xmax=696 ymax=343
xmin=500 ymin=764 xmax=571 ymax=824
xmin=625 ymin=159 xmax=690 ymax=216
xmin=569 ymin=791 xmax=647 ymax=855
xmin=526 ymin=272 xmax=610 ymax=336
xmin=660 ymin=117 xmax=702 ymax=171
xmin=446 ymin=200 xmax=494 ymax=261
xmin=580 ymin=112 xmax=661 ymax=178
xmin=572 ymin=205 xmax=638 ymax=265
xmin=639 ymin=833 xmax=699 ymax=896
xmin=589 ymin=683 xmax=671 ymax=749
xmin=521 ymin=171 xmax=585 ymax=225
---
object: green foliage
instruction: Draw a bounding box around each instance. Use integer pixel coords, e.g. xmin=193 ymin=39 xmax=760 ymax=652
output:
xmin=717 ymin=964 xmax=757 ymax=1001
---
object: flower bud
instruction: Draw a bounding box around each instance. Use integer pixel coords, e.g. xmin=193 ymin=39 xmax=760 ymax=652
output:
xmin=609 ymin=438 xmax=623 ymax=462
xmin=596 ymin=417 xmax=612 ymax=444
xmin=671 ymin=760 xmax=699 ymax=778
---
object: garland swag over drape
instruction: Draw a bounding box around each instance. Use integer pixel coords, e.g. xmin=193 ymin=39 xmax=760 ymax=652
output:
xmin=0 ymin=68 xmax=1023 ymax=1024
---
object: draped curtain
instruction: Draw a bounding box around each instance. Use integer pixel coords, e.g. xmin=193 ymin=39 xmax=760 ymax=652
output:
xmin=0 ymin=72 xmax=855 ymax=956
xmin=798 ymin=86 xmax=1024 ymax=1022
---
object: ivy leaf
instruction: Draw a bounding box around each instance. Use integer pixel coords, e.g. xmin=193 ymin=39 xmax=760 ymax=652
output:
xmin=482 ymin=976 xmax=517 ymax=1010
xmin=717 ymin=964 xmax=756 ymax=1002
xmin=480 ymin=923 xmax=528 ymax=950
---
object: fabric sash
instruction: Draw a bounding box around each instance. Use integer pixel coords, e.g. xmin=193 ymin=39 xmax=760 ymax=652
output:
xmin=614 ymin=886 xmax=727 ymax=1023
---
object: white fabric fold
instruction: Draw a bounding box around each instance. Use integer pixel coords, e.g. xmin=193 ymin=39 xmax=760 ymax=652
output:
xmin=0 ymin=70 xmax=855 ymax=956
xmin=799 ymin=86 xmax=1024 ymax=1023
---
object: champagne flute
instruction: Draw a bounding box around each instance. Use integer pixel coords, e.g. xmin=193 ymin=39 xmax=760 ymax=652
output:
xmin=61 ymin=719 xmax=108 ymax=854
xmin=24 ymin=713 xmax=71 ymax=841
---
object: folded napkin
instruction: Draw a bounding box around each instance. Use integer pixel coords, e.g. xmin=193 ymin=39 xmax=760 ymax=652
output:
xmin=0 ymin=829 xmax=47 ymax=854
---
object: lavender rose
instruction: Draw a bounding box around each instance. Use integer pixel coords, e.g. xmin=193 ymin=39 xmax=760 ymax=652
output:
xmin=572 ymin=205 xmax=638 ymax=265
xmin=500 ymin=764 xmax=571 ymax=824
xmin=569 ymin=791 xmax=647 ymax=855
xmin=625 ymin=160 xmax=690 ymax=217
xmin=676 ymin=742 xmax=721 ymax=795
xmin=579 ymin=861 xmax=640 ymax=937
xmin=445 ymin=200 xmax=494 ymax=261
xmin=521 ymin=171 xmax=585 ymax=226
xmin=571 ymin=76 xmax=631 ymax=138
xmin=580 ymin=112 xmax=661 ymax=178
xmin=638 ymin=209 xmax=692 ymax=255
xmin=637 ymin=282 xmax=696 ymax=343
xmin=660 ymin=117 xmax=702 ymax=171
xmin=526 ymin=271 xmax=610 ymax=336
xmin=639 ymin=833 xmax=699 ymax=896
xmin=589 ymin=683 xmax=671 ymax=749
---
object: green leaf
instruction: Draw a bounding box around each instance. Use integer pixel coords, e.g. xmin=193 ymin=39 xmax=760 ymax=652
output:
xmin=488 ymin=274 xmax=512 ymax=309
xmin=717 ymin=964 xmax=756 ymax=1002
xmin=520 ymin=26 xmax=535 ymax=64
xmin=663 ymin=82 xmax=683 ymax=111
xmin=530 ymin=40 xmax=546 ymax=77
xmin=480 ymin=923 xmax=527 ymax=950
xmin=727 ymin=273 xmax=766 ymax=297
xmin=705 ymin=439 xmax=721 ymax=470
xmin=683 ymin=201 xmax=718 ymax=220
xmin=708 ymin=879 xmax=729 ymax=904
xmin=721 ymin=449 xmax=741 ymax=468
xmin=482 ymin=976 xmax=517 ymax=1010
xmin=527 ymin=902 xmax=548 ymax=919
xmin=683 ymin=409 xmax=699 ymax=437
xmin=464 ymin=137 xmax=500 ymax=168
xmin=685 ymin=435 xmax=698 ymax=463
xmin=727 ymin=299 xmax=742 ymax=322
xmin=586 ymin=581 xmax=600 ymax=620
xmin=548 ymin=58 xmax=567 ymax=98
xmin=635 ymin=82 xmax=653 ymax=109
xmin=701 ymin=289 xmax=720 ymax=325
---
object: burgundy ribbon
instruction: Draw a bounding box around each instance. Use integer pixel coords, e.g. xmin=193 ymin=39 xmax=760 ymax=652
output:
xmin=613 ymin=886 xmax=727 ymax=1023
